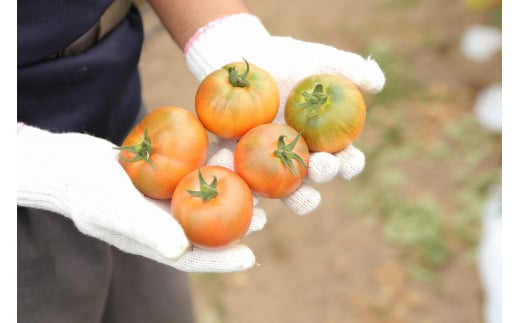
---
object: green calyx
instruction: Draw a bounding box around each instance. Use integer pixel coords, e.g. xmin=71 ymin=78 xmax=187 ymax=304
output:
xmin=227 ymin=58 xmax=251 ymax=87
xmin=115 ymin=128 xmax=156 ymax=169
xmin=188 ymin=169 xmax=218 ymax=202
xmin=274 ymin=133 xmax=308 ymax=177
xmin=297 ymin=83 xmax=328 ymax=119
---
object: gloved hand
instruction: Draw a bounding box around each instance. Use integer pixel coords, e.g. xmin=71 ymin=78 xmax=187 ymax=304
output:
xmin=185 ymin=13 xmax=385 ymax=215
xmin=17 ymin=124 xmax=266 ymax=273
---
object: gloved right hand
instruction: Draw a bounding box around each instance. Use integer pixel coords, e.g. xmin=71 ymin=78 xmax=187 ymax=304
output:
xmin=17 ymin=124 xmax=266 ymax=273
xmin=185 ymin=13 xmax=384 ymax=215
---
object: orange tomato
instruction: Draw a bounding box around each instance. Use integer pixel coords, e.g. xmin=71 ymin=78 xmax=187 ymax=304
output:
xmin=234 ymin=123 xmax=309 ymax=198
xmin=195 ymin=59 xmax=280 ymax=139
xmin=117 ymin=106 xmax=208 ymax=199
xmin=171 ymin=166 xmax=253 ymax=249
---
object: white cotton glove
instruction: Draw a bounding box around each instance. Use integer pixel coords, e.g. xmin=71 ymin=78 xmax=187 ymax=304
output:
xmin=17 ymin=124 xmax=266 ymax=273
xmin=185 ymin=13 xmax=385 ymax=215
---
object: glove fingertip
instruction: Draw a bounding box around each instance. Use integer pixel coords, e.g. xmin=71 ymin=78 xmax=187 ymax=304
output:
xmin=319 ymin=49 xmax=385 ymax=94
xmin=127 ymin=199 xmax=191 ymax=260
xmin=224 ymin=245 xmax=257 ymax=272
xmin=246 ymin=207 xmax=267 ymax=236
xmin=174 ymin=244 xmax=257 ymax=273
xmin=157 ymin=238 xmax=191 ymax=260
xmin=360 ymin=56 xmax=386 ymax=94
xmin=308 ymin=152 xmax=340 ymax=183
xmin=336 ymin=145 xmax=365 ymax=180
xmin=282 ymin=185 xmax=321 ymax=216
xmin=132 ymin=216 xmax=191 ymax=260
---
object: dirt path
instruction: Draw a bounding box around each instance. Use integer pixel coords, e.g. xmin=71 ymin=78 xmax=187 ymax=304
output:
xmin=138 ymin=1 xmax=501 ymax=322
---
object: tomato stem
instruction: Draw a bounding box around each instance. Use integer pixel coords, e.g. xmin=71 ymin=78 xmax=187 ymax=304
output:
xmin=227 ymin=58 xmax=250 ymax=87
xmin=274 ymin=133 xmax=307 ymax=177
xmin=188 ymin=169 xmax=218 ymax=202
xmin=114 ymin=128 xmax=156 ymax=169
xmin=298 ymin=83 xmax=328 ymax=119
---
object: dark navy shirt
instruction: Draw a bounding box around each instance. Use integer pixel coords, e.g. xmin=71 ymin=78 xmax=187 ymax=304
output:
xmin=18 ymin=0 xmax=144 ymax=144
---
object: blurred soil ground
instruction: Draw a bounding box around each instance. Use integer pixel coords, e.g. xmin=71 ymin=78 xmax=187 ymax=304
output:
xmin=137 ymin=1 xmax=502 ymax=322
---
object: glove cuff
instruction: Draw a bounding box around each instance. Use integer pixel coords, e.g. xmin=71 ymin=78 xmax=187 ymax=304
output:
xmin=17 ymin=125 xmax=71 ymax=216
xmin=184 ymin=13 xmax=270 ymax=81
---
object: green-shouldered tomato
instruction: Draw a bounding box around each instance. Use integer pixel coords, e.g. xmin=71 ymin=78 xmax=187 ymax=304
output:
xmin=285 ymin=74 xmax=366 ymax=153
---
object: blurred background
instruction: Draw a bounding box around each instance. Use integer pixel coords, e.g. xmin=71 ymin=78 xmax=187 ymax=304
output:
xmin=137 ymin=0 xmax=502 ymax=322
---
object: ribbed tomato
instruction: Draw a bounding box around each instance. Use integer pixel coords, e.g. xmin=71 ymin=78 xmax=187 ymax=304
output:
xmin=171 ymin=166 xmax=253 ymax=249
xmin=195 ymin=59 xmax=280 ymax=139
xmin=284 ymin=74 xmax=366 ymax=153
xmin=234 ymin=123 xmax=309 ymax=198
xmin=117 ymin=106 xmax=208 ymax=199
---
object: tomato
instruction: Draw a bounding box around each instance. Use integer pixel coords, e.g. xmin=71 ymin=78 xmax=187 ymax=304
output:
xmin=284 ymin=74 xmax=366 ymax=153
xmin=195 ymin=59 xmax=280 ymax=139
xmin=171 ymin=166 xmax=253 ymax=249
xmin=117 ymin=106 xmax=208 ymax=199
xmin=234 ymin=123 xmax=309 ymax=198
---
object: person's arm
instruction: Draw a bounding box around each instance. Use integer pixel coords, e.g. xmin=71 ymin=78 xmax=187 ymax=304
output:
xmin=147 ymin=0 xmax=249 ymax=49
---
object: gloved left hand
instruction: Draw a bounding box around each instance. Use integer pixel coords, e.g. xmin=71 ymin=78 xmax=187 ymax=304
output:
xmin=185 ymin=13 xmax=385 ymax=215
xmin=17 ymin=124 xmax=266 ymax=273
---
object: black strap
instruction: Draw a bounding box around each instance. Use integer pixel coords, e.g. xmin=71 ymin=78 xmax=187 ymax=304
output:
xmin=48 ymin=0 xmax=132 ymax=59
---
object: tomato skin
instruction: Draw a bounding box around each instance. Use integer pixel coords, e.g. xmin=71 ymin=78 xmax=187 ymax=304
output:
xmin=234 ymin=123 xmax=309 ymax=198
xmin=195 ymin=61 xmax=280 ymax=139
xmin=171 ymin=166 xmax=253 ymax=249
xmin=118 ymin=106 xmax=208 ymax=199
xmin=284 ymin=74 xmax=366 ymax=153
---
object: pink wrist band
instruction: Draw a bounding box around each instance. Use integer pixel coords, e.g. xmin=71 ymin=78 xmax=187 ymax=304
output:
xmin=183 ymin=13 xmax=263 ymax=55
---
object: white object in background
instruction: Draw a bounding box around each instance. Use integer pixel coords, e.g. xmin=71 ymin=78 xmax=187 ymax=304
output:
xmin=460 ymin=24 xmax=502 ymax=62
xmin=478 ymin=184 xmax=502 ymax=323
xmin=474 ymin=83 xmax=502 ymax=133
